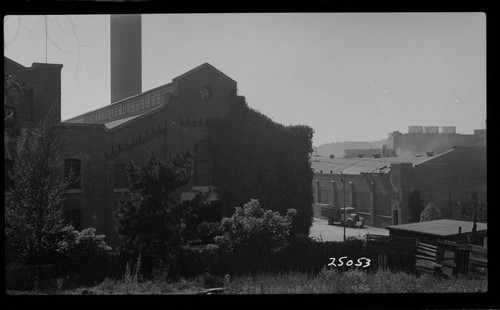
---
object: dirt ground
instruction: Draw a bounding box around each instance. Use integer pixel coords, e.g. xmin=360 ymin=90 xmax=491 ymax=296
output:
xmin=309 ymin=217 xmax=389 ymax=242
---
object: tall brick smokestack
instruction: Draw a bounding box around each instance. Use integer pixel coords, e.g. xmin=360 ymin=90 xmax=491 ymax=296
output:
xmin=110 ymin=14 xmax=142 ymax=103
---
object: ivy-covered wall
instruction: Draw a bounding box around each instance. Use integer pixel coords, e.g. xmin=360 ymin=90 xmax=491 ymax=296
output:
xmin=208 ymin=96 xmax=315 ymax=235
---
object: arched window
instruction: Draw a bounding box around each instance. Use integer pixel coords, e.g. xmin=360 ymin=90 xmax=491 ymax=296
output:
xmin=194 ymin=140 xmax=214 ymax=186
xmin=64 ymin=159 xmax=81 ymax=189
xmin=114 ymin=163 xmax=129 ymax=189
xmin=64 ymin=209 xmax=82 ymax=231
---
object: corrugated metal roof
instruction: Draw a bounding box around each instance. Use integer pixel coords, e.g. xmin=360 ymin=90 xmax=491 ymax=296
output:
xmin=310 ymin=155 xmax=431 ymax=175
xmin=386 ymin=219 xmax=487 ymax=237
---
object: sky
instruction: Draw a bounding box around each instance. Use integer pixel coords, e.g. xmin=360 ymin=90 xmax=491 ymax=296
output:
xmin=3 ymin=13 xmax=486 ymax=146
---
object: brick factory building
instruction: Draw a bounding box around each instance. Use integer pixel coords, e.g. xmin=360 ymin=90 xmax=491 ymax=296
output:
xmin=4 ymin=54 xmax=246 ymax=247
xmin=311 ymin=146 xmax=486 ymax=228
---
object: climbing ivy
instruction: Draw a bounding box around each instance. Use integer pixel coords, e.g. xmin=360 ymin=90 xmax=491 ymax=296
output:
xmin=208 ymin=96 xmax=314 ymax=235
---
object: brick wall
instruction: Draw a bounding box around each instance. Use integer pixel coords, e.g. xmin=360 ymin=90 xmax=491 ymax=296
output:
xmin=412 ymin=147 xmax=486 ymax=219
xmin=55 ymin=63 xmax=238 ymax=248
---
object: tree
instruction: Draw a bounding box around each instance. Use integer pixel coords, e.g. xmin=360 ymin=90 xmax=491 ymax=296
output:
xmin=457 ymin=192 xmax=486 ymax=223
xmin=419 ymin=201 xmax=442 ymax=222
xmin=408 ymin=189 xmax=424 ymax=222
xmin=5 ymin=109 xmax=74 ymax=287
xmin=114 ymin=152 xmax=208 ymax=276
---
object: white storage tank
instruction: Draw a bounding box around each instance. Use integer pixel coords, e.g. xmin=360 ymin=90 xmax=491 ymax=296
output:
xmin=440 ymin=126 xmax=456 ymax=134
xmin=408 ymin=126 xmax=424 ymax=134
xmin=424 ymin=126 xmax=439 ymax=134
xmin=424 ymin=126 xmax=439 ymax=133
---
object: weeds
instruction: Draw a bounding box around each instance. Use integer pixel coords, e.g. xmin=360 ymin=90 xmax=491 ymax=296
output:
xmin=121 ymin=253 xmax=142 ymax=294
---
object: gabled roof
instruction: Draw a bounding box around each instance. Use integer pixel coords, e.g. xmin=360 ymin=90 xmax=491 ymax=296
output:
xmin=172 ymin=62 xmax=237 ymax=86
xmin=63 ymin=62 xmax=235 ymax=128
xmin=63 ymin=83 xmax=172 ymax=125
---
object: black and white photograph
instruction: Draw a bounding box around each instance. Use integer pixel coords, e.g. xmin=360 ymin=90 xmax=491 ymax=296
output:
xmin=3 ymin=10 xmax=492 ymax=305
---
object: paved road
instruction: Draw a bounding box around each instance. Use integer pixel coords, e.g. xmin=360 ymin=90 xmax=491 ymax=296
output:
xmin=309 ymin=217 xmax=389 ymax=242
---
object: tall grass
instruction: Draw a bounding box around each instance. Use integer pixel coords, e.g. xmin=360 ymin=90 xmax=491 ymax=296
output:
xmin=49 ymin=267 xmax=487 ymax=295
xmin=226 ymin=268 xmax=487 ymax=294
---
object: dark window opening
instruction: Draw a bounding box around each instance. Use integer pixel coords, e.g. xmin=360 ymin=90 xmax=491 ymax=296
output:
xmin=114 ymin=163 xmax=129 ymax=189
xmin=194 ymin=140 xmax=214 ymax=186
xmin=64 ymin=159 xmax=81 ymax=189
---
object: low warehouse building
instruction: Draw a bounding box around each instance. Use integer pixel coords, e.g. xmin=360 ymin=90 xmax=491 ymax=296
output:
xmin=311 ymin=146 xmax=486 ymax=228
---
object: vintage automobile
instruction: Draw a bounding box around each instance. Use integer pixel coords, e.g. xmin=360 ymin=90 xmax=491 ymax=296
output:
xmin=321 ymin=205 xmax=364 ymax=228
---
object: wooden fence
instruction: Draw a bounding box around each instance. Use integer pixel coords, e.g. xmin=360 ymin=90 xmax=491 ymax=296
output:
xmin=415 ymin=241 xmax=440 ymax=274
xmin=435 ymin=240 xmax=487 ymax=279
xmin=366 ymin=234 xmax=416 ymax=272
xmin=366 ymin=235 xmax=487 ymax=279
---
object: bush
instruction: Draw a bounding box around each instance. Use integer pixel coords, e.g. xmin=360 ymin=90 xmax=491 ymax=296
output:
xmin=207 ymin=199 xmax=296 ymax=275
xmin=196 ymin=221 xmax=221 ymax=244
xmin=53 ymin=226 xmax=116 ymax=286
xmin=420 ymin=201 xmax=442 ymax=222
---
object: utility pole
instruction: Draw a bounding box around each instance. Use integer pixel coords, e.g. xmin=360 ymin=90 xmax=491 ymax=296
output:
xmin=341 ymin=171 xmax=346 ymax=241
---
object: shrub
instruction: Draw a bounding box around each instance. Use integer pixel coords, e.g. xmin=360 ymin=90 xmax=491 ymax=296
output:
xmin=208 ymin=199 xmax=296 ymax=275
xmin=196 ymin=221 xmax=221 ymax=244
xmin=420 ymin=201 xmax=442 ymax=222
xmin=53 ymin=226 xmax=116 ymax=286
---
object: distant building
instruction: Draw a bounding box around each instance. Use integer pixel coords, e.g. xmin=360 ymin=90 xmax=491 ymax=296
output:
xmin=311 ymin=146 xmax=486 ymax=228
xmin=384 ymin=125 xmax=486 ymax=157
xmin=343 ymin=148 xmax=383 ymax=158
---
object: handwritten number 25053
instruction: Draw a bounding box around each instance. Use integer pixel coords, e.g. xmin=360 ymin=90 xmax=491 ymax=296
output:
xmin=328 ymin=256 xmax=371 ymax=268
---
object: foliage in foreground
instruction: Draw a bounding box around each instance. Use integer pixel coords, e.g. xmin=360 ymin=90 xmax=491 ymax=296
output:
xmin=5 ymin=110 xmax=75 ymax=286
xmin=53 ymin=227 xmax=117 ymax=287
xmin=18 ymin=268 xmax=486 ymax=295
xmin=114 ymin=153 xmax=213 ymax=277
xmin=202 ymin=199 xmax=296 ymax=275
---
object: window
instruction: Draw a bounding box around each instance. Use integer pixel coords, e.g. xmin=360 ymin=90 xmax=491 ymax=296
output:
xmin=5 ymin=159 xmax=14 ymax=191
xmin=114 ymin=163 xmax=129 ymax=189
xmin=374 ymin=193 xmax=391 ymax=216
xmin=319 ymin=188 xmax=332 ymax=204
xmin=64 ymin=159 xmax=81 ymax=189
xmin=194 ymin=140 xmax=214 ymax=186
xmin=356 ymin=192 xmax=370 ymax=213
xmin=64 ymin=210 xmax=82 ymax=230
